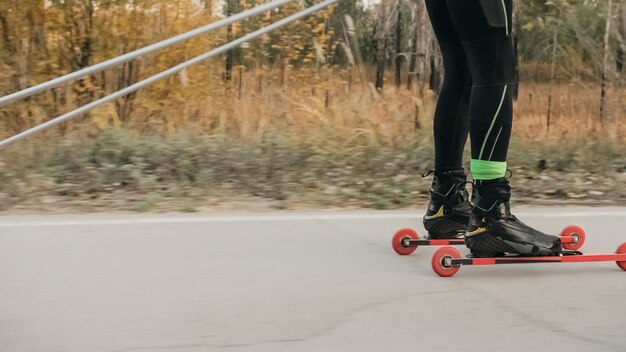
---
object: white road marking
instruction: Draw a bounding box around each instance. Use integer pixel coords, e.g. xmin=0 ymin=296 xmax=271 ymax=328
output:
xmin=0 ymin=210 xmax=624 ymax=227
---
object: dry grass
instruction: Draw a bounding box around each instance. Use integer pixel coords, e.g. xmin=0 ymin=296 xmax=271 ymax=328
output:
xmin=0 ymin=68 xmax=625 ymax=211
xmin=3 ymin=66 xmax=625 ymax=146
xmin=515 ymin=82 xmax=626 ymax=140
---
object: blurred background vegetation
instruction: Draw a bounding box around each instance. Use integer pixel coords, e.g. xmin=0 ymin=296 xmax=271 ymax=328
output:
xmin=0 ymin=0 xmax=625 ymax=212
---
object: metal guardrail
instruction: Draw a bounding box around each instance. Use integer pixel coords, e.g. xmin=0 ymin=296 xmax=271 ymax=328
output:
xmin=0 ymin=0 xmax=294 ymax=107
xmin=0 ymin=0 xmax=337 ymax=148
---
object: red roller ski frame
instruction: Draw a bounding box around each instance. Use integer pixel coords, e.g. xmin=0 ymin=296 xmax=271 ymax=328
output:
xmin=431 ymin=242 xmax=626 ymax=277
xmin=391 ymin=225 xmax=586 ymax=256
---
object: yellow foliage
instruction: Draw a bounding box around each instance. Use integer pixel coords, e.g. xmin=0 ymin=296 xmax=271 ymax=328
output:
xmin=91 ymin=104 xmax=121 ymax=130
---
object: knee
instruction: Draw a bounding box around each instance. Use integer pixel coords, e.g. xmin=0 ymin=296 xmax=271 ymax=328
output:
xmin=440 ymin=42 xmax=472 ymax=89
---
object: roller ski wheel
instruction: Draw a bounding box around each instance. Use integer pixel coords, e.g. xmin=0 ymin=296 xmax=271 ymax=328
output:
xmin=431 ymin=246 xmax=462 ymax=277
xmin=616 ymin=243 xmax=626 ymax=271
xmin=560 ymin=225 xmax=586 ymax=251
xmin=391 ymin=228 xmax=419 ymax=256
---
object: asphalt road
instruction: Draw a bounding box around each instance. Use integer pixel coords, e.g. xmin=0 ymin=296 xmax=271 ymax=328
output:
xmin=1 ymin=208 xmax=625 ymax=352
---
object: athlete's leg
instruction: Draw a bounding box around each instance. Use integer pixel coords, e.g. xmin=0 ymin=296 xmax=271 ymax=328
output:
xmin=446 ymin=0 xmax=561 ymax=256
xmin=425 ymin=0 xmax=471 ymax=171
xmin=421 ymin=0 xmax=472 ymax=239
xmin=447 ymin=0 xmax=515 ymax=179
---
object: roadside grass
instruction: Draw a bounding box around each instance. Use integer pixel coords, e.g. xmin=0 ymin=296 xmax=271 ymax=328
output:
xmin=0 ymin=125 xmax=623 ymax=212
xmin=0 ymin=77 xmax=624 ymax=211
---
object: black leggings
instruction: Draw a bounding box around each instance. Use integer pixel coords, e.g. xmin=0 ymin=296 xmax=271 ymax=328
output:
xmin=426 ymin=0 xmax=516 ymax=176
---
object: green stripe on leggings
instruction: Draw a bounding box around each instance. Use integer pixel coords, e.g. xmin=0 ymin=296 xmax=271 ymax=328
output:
xmin=501 ymin=0 xmax=509 ymax=36
xmin=471 ymin=159 xmax=507 ymax=180
xmin=478 ymin=85 xmax=508 ymax=159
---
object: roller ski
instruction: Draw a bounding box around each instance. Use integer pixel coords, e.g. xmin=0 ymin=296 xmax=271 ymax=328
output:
xmin=428 ymin=177 xmax=624 ymax=277
xmin=391 ymin=225 xmax=584 ymax=256
xmin=392 ymin=176 xmax=585 ymax=256
xmin=431 ymin=242 xmax=626 ymax=277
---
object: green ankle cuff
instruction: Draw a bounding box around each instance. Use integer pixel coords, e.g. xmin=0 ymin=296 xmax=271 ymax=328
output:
xmin=471 ymin=159 xmax=507 ymax=180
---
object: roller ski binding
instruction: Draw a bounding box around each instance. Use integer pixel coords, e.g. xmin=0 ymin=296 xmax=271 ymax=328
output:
xmin=422 ymin=169 xmax=471 ymax=240
xmin=465 ymin=177 xmax=563 ymax=258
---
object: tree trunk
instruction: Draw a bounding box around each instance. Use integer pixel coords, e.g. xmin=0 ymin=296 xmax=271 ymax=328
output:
xmin=406 ymin=20 xmax=418 ymax=90
xmin=70 ymin=0 xmax=95 ymax=109
xmin=406 ymin=2 xmax=428 ymax=91
xmin=599 ymin=0 xmax=613 ymax=121
xmin=224 ymin=0 xmax=236 ymax=81
xmin=547 ymin=27 xmax=558 ymax=133
xmin=512 ymin=5 xmax=520 ymax=101
xmin=114 ymin=60 xmax=139 ymax=122
xmin=428 ymin=40 xmax=442 ymax=91
xmin=343 ymin=15 xmax=367 ymax=88
xmin=204 ymin=0 xmax=213 ymax=17
xmin=616 ymin=0 xmax=626 ymax=84
xmin=394 ymin=1 xmax=402 ymax=88
xmin=375 ymin=38 xmax=386 ymax=91
xmin=0 ymin=11 xmax=20 ymax=93
xmin=429 ymin=53 xmax=437 ymax=90
xmin=416 ymin=3 xmax=431 ymax=93
xmin=374 ymin=1 xmax=390 ymax=92
xmin=374 ymin=20 xmax=387 ymax=92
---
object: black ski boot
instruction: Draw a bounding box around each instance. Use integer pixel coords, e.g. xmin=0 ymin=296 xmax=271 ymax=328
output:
xmin=423 ymin=169 xmax=472 ymax=239
xmin=465 ymin=177 xmax=562 ymax=257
